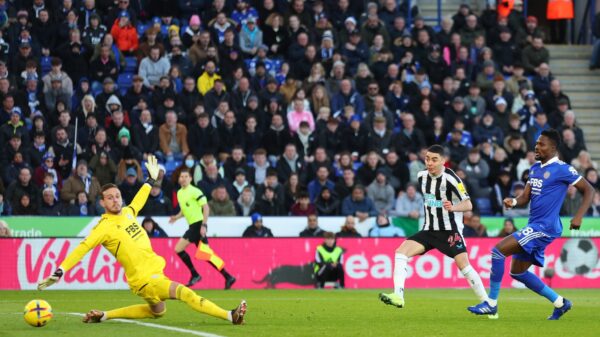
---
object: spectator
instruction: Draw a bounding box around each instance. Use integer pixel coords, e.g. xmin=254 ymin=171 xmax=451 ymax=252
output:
xmin=497 ymin=218 xmax=518 ymax=237
xmin=242 ymin=212 xmax=274 ymax=237
xmin=572 ymin=151 xmax=598 ymax=175
xmin=307 ymin=166 xmax=335 ymax=203
xmin=366 ymin=169 xmax=395 ymax=214
xmin=341 ymin=184 xmax=378 ymax=221
xmin=315 ymin=186 xmax=340 ymax=216
xmin=61 ymin=160 xmax=101 ymax=205
xmin=290 ymin=191 xmax=316 ymax=216
xmin=13 ymin=193 xmax=38 ymax=215
xmin=336 ymin=215 xmax=362 ymax=238
xmin=141 ymin=217 xmax=168 ymax=238
xmin=39 ymin=187 xmax=64 ymax=216
xmin=331 ymin=79 xmax=365 ymax=119
xmin=140 ymin=182 xmax=173 ymax=216
xmin=65 ymin=191 xmax=96 ymax=216
xmin=557 ymin=110 xmax=586 ymax=148
xmin=0 ymin=220 xmax=10 ymax=237
xmin=208 ymin=185 xmax=237 ymax=216
xmin=139 ymin=46 xmax=170 ymax=90
xmin=314 ymin=231 xmax=345 ymax=289
xmin=299 ymin=213 xmax=324 ymax=237
xmin=236 ymin=186 xmax=256 ymax=217
xmin=473 ymin=112 xmax=504 ymax=146
xmin=390 ymin=183 xmax=424 ymax=218
xmin=159 ymin=110 xmax=189 ymax=163
xmin=559 ymin=128 xmax=586 ymax=166
xmin=561 ymin=184 xmax=582 ymax=216
xmin=585 ymin=168 xmax=600 ymax=190
xmin=335 ymin=168 xmax=356 ymax=201
xmin=197 ymin=60 xmax=221 ymax=95
xmin=230 ymin=168 xmax=252 ymax=201
xmin=522 ymin=36 xmax=550 ymax=75
xmin=239 ymin=16 xmax=263 ymax=57
xmin=188 ymin=112 xmax=220 ymax=160
xmin=252 ymin=185 xmax=285 ymax=215
xmin=88 ymin=151 xmax=117 ymax=186
xmin=459 ymin=148 xmax=491 ymax=198
xmin=587 ymin=189 xmax=600 ymax=216
xmin=463 ymin=213 xmax=488 ymax=237
xmin=109 ymin=10 xmax=138 ymax=55
xmin=369 ymin=213 xmax=405 ymax=237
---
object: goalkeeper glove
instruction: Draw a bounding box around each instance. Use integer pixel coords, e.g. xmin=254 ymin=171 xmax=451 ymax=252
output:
xmin=144 ymin=154 xmax=160 ymax=185
xmin=37 ymin=268 xmax=64 ymax=290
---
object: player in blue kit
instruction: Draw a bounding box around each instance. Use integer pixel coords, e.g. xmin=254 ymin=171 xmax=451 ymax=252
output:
xmin=468 ymin=129 xmax=594 ymax=320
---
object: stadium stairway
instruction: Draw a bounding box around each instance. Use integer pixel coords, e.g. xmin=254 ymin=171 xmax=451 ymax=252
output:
xmin=417 ymin=0 xmax=479 ymax=25
xmin=547 ymin=44 xmax=600 ymax=160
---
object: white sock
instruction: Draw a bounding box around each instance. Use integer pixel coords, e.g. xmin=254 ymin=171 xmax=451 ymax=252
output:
xmin=553 ymin=296 xmax=564 ymax=308
xmin=461 ymin=265 xmax=489 ymax=303
xmin=487 ymin=299 xmax=498 ymax=306
xmin=227 ymin=310 xmax=233 ymax=322
xmin=100 ymin=311 xmax=107 ymax=322
xmin=393 ymin=253 xmax=408 ymax=297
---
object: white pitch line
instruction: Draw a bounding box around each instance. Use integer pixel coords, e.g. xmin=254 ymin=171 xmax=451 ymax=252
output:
xmin=68 ymin=313 xmax=227 ymax=337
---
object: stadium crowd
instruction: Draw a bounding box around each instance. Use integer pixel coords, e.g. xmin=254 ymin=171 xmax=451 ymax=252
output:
xmin=0 ymin=0 xmax=599 ymax=222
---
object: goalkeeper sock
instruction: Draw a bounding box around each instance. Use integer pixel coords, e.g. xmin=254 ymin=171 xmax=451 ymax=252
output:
xmin=510 ymin=271 xmax=562 ymax=307
xmin=105 ymin=304 xmax=164 ymax=320
xmin=488 ymin=247 xmax=505 ymax=303
xmin=177 ymin=251 xmax=199 ymax=277
xmin=393 ymin=253 xmax=408 ymax=297
xmin=461 ymin=265 xmax=489 ymax=302
xmin=176 ymin=284 xmax=229 ymax=321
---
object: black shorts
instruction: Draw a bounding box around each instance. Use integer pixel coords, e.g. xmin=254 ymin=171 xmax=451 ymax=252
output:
xmin=182 ymin=221 xmax=208 ymax=245
xmin=408 ymin=230 xmax=467 ymax=258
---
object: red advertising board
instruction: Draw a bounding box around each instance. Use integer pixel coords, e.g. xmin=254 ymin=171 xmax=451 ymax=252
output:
xmin=0 ymin=238 xmax=598 ymax=290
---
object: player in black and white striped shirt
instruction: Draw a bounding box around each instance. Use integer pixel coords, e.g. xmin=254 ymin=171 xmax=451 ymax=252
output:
xmin=379 ymin=145 xmax=490 ymax=309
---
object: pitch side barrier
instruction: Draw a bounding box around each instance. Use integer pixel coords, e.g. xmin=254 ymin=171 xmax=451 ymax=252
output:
xmin=0 ymin=237 xmax=598 ymax=290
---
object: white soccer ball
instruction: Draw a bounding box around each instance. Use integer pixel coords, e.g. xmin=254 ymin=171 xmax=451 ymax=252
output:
xmin=560 ymin=239 xmax=599 ymax=275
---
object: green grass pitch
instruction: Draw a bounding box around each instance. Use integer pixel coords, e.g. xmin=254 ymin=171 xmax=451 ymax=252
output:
xmin=1 ymin=289 xmax=599 ymax=337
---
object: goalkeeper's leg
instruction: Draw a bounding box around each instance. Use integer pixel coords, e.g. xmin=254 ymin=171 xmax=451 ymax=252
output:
xmin=84 ymin=304 xmax=165 ymax=323
xmin=170 ymin=282 xmax=246 ymax=324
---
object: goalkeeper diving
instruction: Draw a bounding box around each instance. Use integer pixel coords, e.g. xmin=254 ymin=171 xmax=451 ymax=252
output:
xmin=37 ymin=155 xmax=247 ymax=325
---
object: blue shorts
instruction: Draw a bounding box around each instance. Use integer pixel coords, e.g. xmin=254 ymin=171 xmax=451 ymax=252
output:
xmin=511 ymin=224 xmax=559 ymax=267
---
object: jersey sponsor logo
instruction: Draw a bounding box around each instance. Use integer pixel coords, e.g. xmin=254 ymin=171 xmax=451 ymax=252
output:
xmin=424 ymin=193 xmax=442 ymax=208
xmin=457 ymin=183 xmax=466 ymax=194
xmin=569 ymin=166 xmax=579 ymax=176
xmin=530 ymin=178 xmax=544 ymax=188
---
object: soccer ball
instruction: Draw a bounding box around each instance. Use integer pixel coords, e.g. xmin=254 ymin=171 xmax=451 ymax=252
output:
xmin=23 ymin=299 xmax=53 ymax=327
xmin=560 ymin=239 xmax=599 ymax=275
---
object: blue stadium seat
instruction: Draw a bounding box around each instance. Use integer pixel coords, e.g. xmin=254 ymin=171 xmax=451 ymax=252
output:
xmin=117 ymin=73 xmax=133 ymax=96
xmin=136 ymin=23 xmax=148 ymax=36
xmin=475 ymin=198 xmax=493 ymax=216
xmin=40 ymin=56 xmax=52 ymax=75
xmin=124 ymin=57 xmax=138 ymax=74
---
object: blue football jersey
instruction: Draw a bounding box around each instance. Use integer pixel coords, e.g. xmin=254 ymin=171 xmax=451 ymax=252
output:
xmin=527 ymin=157 xmax=582 ymax=235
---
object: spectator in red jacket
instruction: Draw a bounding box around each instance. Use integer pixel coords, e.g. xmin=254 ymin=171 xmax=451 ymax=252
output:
xmin=110 ymin=11 xmax=138 ymax=55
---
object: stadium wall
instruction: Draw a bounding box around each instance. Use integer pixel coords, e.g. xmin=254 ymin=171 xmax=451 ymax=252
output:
xmin=3 ymin=216 xmax=600 ymax=238
xmin=0 ymin=237 xmax=598 ymax=290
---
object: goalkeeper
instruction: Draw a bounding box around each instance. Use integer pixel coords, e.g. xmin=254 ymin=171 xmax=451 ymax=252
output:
xmin=38 ymin=156 xmax=247 ymax=325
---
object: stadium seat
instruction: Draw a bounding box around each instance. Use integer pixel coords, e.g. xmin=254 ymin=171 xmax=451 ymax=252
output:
xmin=136 ymin=23 xmax=148 ymax=36
xmin=124 ymin=57 xmax=138 ymax=74
xmin=475 ymin=198 xmax=493 ymax=216
xmin=117 ymin=73 xmax=134 ymax=96
xmin=40 ymin=56 xmax=52 ymax=75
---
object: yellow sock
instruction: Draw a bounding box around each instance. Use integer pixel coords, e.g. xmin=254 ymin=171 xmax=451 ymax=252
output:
xmin=105 ymin=304 xmax=163 ymax=320
xmin=176 ymin=285 xmax=229 ymax=321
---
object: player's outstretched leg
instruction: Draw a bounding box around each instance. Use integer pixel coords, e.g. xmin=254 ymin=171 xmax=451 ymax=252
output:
xmin=467 ymin=247 xmax=503 ymax=315
xmin=379 ymin=251 xmax=408 ymax=308
xmin=83 ymin=304 xmax=165 ymax=323
xmin=510 ymin=270 xmax=571 ymax=320
xmin=175 ymin=283 xmax=247 ymax=324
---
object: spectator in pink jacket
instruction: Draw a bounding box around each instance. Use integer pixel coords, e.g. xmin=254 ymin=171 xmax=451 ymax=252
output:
xmin=287 ymin=98 xmax=315 ymax=133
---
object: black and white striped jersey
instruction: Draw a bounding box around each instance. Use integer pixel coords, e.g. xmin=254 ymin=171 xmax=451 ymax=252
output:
xmin=417 ymin=168 xmax=470 ymax=231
